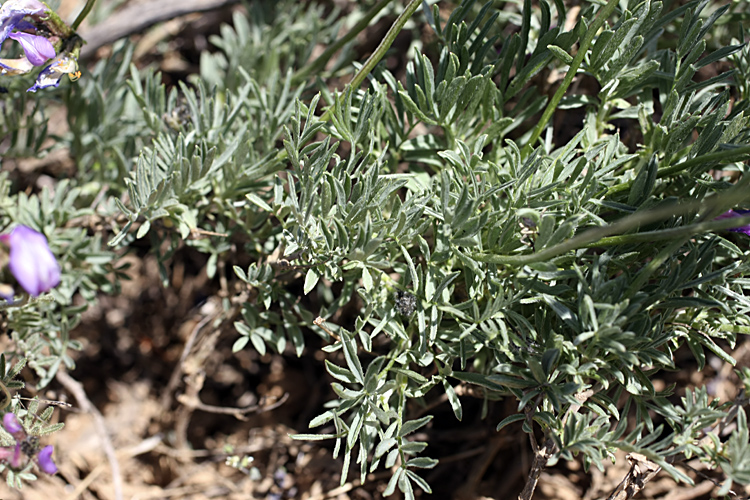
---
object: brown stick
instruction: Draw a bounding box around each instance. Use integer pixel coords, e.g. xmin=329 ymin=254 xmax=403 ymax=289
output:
xmin=518 ymin=436 xmax=556 ymax=500
xmin=64 ymin=435 xmax=162 ymax=500
xmin=517 ymin=388 xmax=595 ymax=500
xmin=56 ymin=369 xmax=124 ymax=500
xmin=176 ymin=392 xmax=289 ymax=420
xmin=604 ymin=453 xmax=661 ymax=500
xmin=160 ymin=310 xmax=216 ymax=410
xmin=79 ymin=0 xmax=240 ymax=58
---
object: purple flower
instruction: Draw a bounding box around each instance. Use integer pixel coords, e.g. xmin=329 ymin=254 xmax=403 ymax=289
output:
xmin=0 ymin=411 xmax=58 ymax=474
xmin=0 ymin=225 xmax=60 ymax=296
xmin=36 ymin=445 xmax=57 ymax=474
xmin=716 ymin=209 xmax=750 ymax=236
xmin=2 ymin=413 xmax=23 ymax=434
xmin=0 ymin=0 xmax=54 ymax=76
xmin=0 ymin=0 xmax=46 ymax=41
xmin=26 ymin=54 xmax=79 ymax=92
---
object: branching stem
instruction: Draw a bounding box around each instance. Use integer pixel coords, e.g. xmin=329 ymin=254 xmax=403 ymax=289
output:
xmin=518 ymin=436 xmax=555 ymax=500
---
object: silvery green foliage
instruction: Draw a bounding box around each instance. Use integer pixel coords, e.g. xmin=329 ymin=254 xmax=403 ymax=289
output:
xmin=2 ymin=0 xmax=750 ymax=495
xmin=112 ymin=0 xmax=750 ymax=495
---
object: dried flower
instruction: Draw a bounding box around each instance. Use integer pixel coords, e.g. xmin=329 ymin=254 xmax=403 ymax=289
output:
xmin=0 ymin=225 xmax=61 ymax=296
xmin=26 ymin=54 xmax=80 ymax=92
xmin=394 ymin=291 xmax=417 ymax=316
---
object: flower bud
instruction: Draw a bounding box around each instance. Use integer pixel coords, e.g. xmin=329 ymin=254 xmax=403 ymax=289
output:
xmin=37 ymin=445 xmax=57 ymax=474
xmin=0 ymin=225 xmax=61 ymax=296
xmin=2 ymin=413 xmax=23 ymax=434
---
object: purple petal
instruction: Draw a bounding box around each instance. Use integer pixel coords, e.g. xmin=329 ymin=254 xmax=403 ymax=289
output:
xmin=0 ymin=0 xmax=46 ymax=20
xmin=0 ymin=0 xmax=47 ymax=48
xmin=5 ymin=225 xmax=60 ymax=296
xmin=13 ymin=19 xmax=34 ymax=31
xmin=37 ymin=445 xmax=57 ymax=474
xmin=9 ymin=32 xmax=54 ymax=65
xmin=2 ymin=413 xmax=22 ymax=434
xmin=2 ymin=0 xmax=46 ymax=12
xmin=716 ymin=209 xmax=750 ymax=235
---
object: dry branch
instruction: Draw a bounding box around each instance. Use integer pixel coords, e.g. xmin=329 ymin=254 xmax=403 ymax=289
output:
xmin=56 ymin=369 xmax=124 ymax=500
xmin=79 ymin=0 xmax=240 ymax=58
xmin=604 ymin=453 xmax=661 ymax=500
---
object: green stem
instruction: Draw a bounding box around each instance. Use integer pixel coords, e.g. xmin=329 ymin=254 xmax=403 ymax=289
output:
xmin=349 ymin=0 xmax=422 ymax=94
xmin=293 ymin=0 xmax=396 ymax=85
xmin=320 ymin=0 xmax=423 ymax=122
xmin=472 ymin=187 xmax=750 ymax=266
xmin=380 ymin=338 xmax=405 ymax=380
xmin=521 ymin=0 xmax=620 ymax=157
xmin=608 ymin=145 xmax=750 ymax=195
xmin=595 ymin=214 xmax=750 ymax=246
xmin=472 ymin=201 xmax=700 ymax=266
xmin=624 ymin=171 xmax=750 ymax=297
xmin=71 ymin=0 xmax=98 ymax=31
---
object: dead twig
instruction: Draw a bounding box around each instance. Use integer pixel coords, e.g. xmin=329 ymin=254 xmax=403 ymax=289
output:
xmin=314 ymin=316 xmax=340 ymax=341
xmin=79 ymin=0 xmax=240 ymax=58
xmin=176 ymin=392 xmax=289 ymax=420
xmin=604 ymin=452 xmax=661 ymax=500
xmin=602 ymin=389 xmax=750 ymax=500
xmin=678 ymin=460 xmax=749 ymax=499
xmin=662 ymin=481 xmax=717 ymax=500
xmin=160 ymin=306 xmax=217 ymax=410
xmin=56 ymin=369 xmax=124 ymax=500
xmin=307 ymin=470 xmax=393 ymax=500
xmin=518 ymin=435 xmax=556 ymax=500
xmin=65 ymin=435 xmax=162 ymax=500
xmin=517 ymin=389 xmax=595 ymax=500
xmin=132 ymin=484 xmax=231 ymax=500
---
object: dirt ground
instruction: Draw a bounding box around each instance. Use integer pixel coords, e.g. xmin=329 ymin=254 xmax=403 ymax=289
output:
xmin=1 ymin=0 xmax=750 ymax=499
